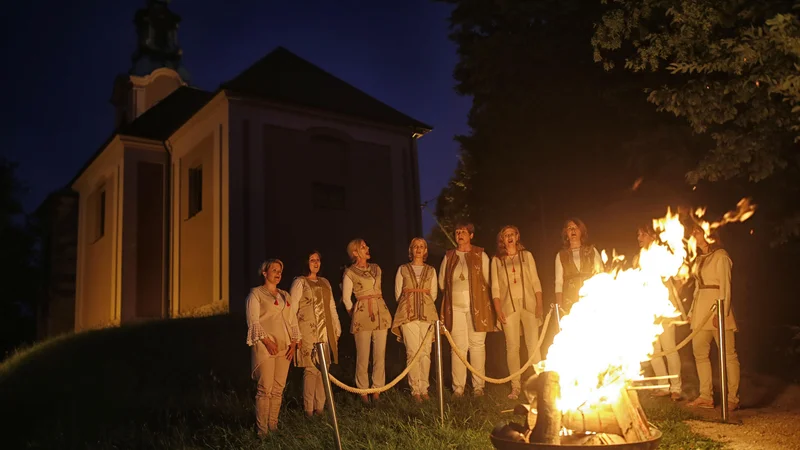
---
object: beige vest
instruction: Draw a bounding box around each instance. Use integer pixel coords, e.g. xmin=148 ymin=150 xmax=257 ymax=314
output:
xmin=391 ymin=263 xmax=437 ymax=341
xmin=345 ymin=264 xmax=392 ymax=333
xmin=492 ymin=250 xmax=539 ymax=316
xmin=294 ymin=276 xmax=339 ymax=367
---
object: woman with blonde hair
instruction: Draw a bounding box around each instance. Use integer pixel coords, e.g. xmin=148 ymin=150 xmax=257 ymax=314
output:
xmin=341 ymin=239 xmax=392 ymax=404
xmin=391 ymin=237 xmax=438 ymax=402
xmin=491 ymin=225 xmax=544 ymax=399
xmin=245 ymin=259 xmax=300 ymax=437
xmin=290 ymin=250 xmax=341 ymax=417
xmin=554 ymin=218 xmax=604 ymax=313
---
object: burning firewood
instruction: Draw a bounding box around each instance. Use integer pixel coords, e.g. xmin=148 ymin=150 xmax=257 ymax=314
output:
xmin=521 ymin=371 xmax=652 ymax=445
xmin=528 ymin=371 xmax=562 ymax=444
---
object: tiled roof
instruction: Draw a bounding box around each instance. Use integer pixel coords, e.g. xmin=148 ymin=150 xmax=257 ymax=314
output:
xmin=222 ymin=46 xmax=432 ymax=132
xmin=70 ymin=86 xmax=213 ymax=188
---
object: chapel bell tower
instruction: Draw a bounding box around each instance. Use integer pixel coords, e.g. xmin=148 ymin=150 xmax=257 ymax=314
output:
xmin=111 ymin=0 xmax=192 ymax=129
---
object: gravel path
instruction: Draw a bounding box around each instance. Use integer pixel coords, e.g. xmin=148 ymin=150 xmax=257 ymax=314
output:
xmin=683 ymin=379 xmax=800 ymax=450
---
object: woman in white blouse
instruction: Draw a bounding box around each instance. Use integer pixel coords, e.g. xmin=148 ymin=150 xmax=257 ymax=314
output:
xmin=554 ymin=218 xmax=604 ymax=313
xmin=245 ymin=259 xmax=301 ymax=436
xmin=391 ymin=237 xmax=438 ymax=402
xmin=686 ymin=227 xmax=740 ymax=411
xmin=491 ymin=226 xmax=544 ymax=400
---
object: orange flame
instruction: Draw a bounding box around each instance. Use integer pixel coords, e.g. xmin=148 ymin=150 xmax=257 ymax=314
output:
xmin=541 ymin=199 xmax=755 ymax=414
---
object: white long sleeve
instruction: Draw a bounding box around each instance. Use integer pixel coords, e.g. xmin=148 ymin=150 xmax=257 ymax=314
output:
xmin=438 ymin=255 xmax=448 ymax=291
xmin=289 ymin=278 xmax=303 ymax=316
xmin=245 ymin=290 xmax=266 ymax=346
xmin=394 ymin=267 xmax=404 ymax=301
xmin=341 ymin=274 xmax=354 ymax=311
xmin=554 ymin=254 xmax=564 ymax=294
xmin=526 ymin=252 xmax=543 ymax=293
xmin=429 ymin=270 xmax=438 ymax=299
xmin=717 ymin=253 xmax=733 ymax=317
xmin=491 ymin=257 xmax=501 ymax=299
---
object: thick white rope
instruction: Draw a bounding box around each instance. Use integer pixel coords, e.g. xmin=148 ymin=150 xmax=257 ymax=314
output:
xmin=326 ymin=325 xmax=434 ymax=395
xmin=441 ymin=309 xmax=553 ymax=384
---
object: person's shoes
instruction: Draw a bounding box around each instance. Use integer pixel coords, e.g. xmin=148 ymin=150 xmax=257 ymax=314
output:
xmin=371 ymin=392 xmax=380 ymax=402
xmin=728 ymin=401 xmax=740 ymax=411
xmin=305 ymin=410 xmax=314 ymax=418
xmin=508 ymin=388 xmax=521 ymax=400
xmin=453 ymin=389 xmax=464 ymax=398
xmin=687 ymin=397 xmax=714 ymax=409
xmin=360 ymin=394 xmax=370 ymax=405
xmin=421 ymin=392 xmax=430 ymax=401
xmin=315 ymin=409 xmax=325 ymax=417
xmin=651 ymin=390 xmax=670 ymax=397
xmin=413 ymin=393 xmax=423 ymax=403
xmin=474 ymin=389 xmax=485 ymax=397
xmin=670 ymin=392 xmax=683 ymax=402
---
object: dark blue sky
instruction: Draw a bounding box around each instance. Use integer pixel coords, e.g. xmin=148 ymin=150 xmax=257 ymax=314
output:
xmin=3 ymin=0 xmax=469 ymax=233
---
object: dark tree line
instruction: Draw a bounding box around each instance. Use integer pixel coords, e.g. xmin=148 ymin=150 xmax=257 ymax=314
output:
xmin=0 ymin=158 xmax=38 ymax=359
xmin=432 ymin=0 xmax=800 ymax=252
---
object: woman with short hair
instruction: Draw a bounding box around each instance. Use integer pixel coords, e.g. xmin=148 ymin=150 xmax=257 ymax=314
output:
xmin=341 ymin=239 xmax=392 ymax=404
xmin=245 ymin=259 xmax=300 ymax=436
xmin=391 ymin=237 xmax=438 ymax=402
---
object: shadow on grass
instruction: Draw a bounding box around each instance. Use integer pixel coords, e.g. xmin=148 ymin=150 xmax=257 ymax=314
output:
xmin=1 ymin=315 xmax=723 ymax=449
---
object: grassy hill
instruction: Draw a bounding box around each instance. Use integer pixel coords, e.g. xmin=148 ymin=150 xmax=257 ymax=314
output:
xmin=0 ymin=314 xmax=721 ymax=449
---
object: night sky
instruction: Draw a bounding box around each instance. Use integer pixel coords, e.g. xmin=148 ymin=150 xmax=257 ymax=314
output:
xmin=3 ymin=0 xmax=468 ymax=233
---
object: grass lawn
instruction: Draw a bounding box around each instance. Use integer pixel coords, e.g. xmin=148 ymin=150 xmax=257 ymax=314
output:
xmin=0 ymin=314 xmax=722 ymax=449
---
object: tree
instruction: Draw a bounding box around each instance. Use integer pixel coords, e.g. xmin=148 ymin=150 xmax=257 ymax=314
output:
xmin=434 ymin=0 xmax=701 ymax=256
xmin=592 ymin=0 xmax=800 ymax=241
xmin=0 ymin=158 xmax=37 ymax=358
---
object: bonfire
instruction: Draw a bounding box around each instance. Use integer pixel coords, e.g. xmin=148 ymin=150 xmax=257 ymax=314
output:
xmin=491 ymin=199 xmax=755 ymax=448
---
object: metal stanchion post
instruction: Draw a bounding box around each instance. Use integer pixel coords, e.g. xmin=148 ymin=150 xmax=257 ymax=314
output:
xmin=315 ymin=342 xmax=343 ymax=450
xmin=716 ymin=299 xmax=729 ymax=422
xmin=553 ymin=303 xmax=561 ymax=330
xmin=435 ymin=320 xmax=445 ymax=426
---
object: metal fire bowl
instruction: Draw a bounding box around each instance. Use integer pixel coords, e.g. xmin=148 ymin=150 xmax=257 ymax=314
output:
xmin=490 ymin=427 xmax=662 ymax=450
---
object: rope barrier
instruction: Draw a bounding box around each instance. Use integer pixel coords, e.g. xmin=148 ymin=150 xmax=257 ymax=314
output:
xmin=322 ymin=302 xmax=715 ymax=394
xmin=441 ymin=308 xmax=553 ymax=384
xmin=650 ymin=303 xmax=718 ymax=358
xmin=327 ymin=325 xmax=435 ymax=395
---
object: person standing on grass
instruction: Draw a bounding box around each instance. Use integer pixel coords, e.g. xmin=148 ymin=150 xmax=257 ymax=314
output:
xmin=491 ymin=225 xmax=544 ymax=400
xmin=439 ymin=222 xmax=495 ymax=397
xmin=686 ymin=226 xmax=740 ymax=411
xmin=634 ymin=224 xmax=685 ymax=402
xmin=391 ymin=237 xmax=438 ymax=402
xmin=245 ymin=259 xmax=301 ymax=437
xmin=290 ymin=251 xmax=341 ymax=417
xmin=342 ymin=239 xmax=392 ymax=404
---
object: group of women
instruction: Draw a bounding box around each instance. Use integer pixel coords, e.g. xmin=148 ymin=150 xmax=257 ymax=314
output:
xmin=244 ymin=218 xmax=740 ymax=437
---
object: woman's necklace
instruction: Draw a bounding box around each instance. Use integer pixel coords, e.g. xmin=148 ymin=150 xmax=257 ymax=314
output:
xmin=509 ymin=254 xmax=518 ymax=284
xmin=458 ymin=255 xmax=466 ymax=281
